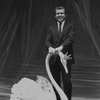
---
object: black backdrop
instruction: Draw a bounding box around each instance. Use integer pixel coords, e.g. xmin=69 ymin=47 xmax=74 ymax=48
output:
xmin=0 ymin=0 xmax=76 ymax=77
xmin=0 ymin=0 xmax=100 ymax=98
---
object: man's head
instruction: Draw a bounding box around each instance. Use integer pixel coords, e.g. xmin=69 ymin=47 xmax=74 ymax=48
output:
xmin=55 ymin=6 xmax=66 ymax=22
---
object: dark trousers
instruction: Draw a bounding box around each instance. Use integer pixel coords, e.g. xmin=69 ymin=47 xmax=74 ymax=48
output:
xmin=49 ymin=55 xmax=72 ymax=100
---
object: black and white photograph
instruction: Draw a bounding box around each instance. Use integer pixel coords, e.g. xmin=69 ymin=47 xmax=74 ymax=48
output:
xmin=0 ymin=0 xmax=100 ymax=100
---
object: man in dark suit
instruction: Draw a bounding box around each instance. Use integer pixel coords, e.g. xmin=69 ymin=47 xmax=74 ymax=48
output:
xmin=45 ymin=6 xmax=75 ymax=100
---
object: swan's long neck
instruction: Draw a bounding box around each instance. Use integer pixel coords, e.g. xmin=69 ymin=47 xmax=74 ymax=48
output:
xmin=45 ymin=53 xmax=68 ymax=100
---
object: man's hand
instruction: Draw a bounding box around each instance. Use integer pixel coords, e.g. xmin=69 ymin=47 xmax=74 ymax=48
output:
xmin=55 ymin=45 xmax=63 ymax=52
xmin=64 ymin=52 xmax=72 ymax=60
xmin=48 ymin=47 xmax=56 ymax=54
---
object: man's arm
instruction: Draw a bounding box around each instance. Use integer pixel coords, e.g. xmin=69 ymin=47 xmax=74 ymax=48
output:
xmin=45 ymin=27 xmax=56 ymax=54
xmin=45 ymin=27 xmax=52 ymax=48
xmin=62 ymin=24 xmax=75 ymax=47
xmin=56 ymin=24 xmax=75 ymax=52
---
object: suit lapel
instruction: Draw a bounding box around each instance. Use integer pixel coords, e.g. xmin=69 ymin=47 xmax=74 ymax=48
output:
xmin=61 ymin=20 xmax=71 ymax=39
xmin=56 ymin=22 xmax=64 ymax=38
xmin=53 ymin=22 xmax=61 ymax=39
xmin=60 ymin=21 xmax=67 ymax=39
xmin=62 ymin=21 xmax=67 ymax=33
xmin=54 ymin=20 xmax=68 ymax=40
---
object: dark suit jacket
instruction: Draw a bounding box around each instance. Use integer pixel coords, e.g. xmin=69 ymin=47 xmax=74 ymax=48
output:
xmin=45 ymin=20 xmax=75 ymax=65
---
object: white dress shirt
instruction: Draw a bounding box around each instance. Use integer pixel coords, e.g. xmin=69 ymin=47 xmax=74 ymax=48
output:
xmin=57 ymin=20 xmax=65 ymax=32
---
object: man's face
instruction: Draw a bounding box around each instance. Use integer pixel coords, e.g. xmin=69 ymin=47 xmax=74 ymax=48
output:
xmin=55 ymin=9 xmax=66 ymax=22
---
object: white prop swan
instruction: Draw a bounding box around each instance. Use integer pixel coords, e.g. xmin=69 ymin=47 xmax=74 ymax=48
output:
xmin=10 ymin=51 xmax=70 ymax=100
xmin=45 ymin=51 xmax=69 ymax=100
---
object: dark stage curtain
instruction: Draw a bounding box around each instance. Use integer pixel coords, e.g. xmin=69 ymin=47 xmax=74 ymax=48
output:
xmin=0 ymin=0 xmax=76 ymax=78
xmin=0 ymin=0 xmax=100 ymax=98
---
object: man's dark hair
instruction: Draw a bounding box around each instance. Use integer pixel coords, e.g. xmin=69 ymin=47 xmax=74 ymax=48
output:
xmin=55 ymin=6 xmax=65 ymax=13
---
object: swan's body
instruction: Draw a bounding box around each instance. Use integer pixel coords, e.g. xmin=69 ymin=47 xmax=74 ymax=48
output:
xmin=10 ymin=76 xmax=56 ymax=100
